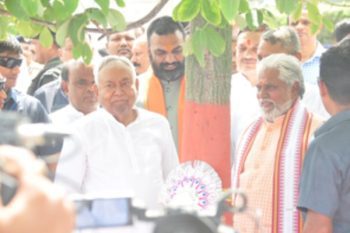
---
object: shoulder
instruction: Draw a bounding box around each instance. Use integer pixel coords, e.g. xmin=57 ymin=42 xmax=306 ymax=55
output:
xmin=136 ymin=107 xmax=170 ymax=125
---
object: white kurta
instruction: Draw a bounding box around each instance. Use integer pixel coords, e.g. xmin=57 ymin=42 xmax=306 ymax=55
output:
xmin=230 ymin=72 xmax=260 ymax=160
xmin=55 ymin=107 xmax=179 ymax=210
xmin=50 ymin=104 xmax=85 ymax=126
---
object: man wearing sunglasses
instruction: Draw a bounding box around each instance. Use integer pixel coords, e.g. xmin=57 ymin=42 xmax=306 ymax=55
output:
xmin=0 ymin=39 xmax=49 ymax=124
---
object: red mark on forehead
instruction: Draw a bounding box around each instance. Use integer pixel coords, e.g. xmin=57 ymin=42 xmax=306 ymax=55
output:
xmin=247 ymin=39 xmax=251 ymax=46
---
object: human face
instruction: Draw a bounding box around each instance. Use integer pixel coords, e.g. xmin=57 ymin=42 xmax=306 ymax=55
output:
xmin=0 ymin=52 xmax=22 ymax=91
xmin=149 ymin=31 xmax=185 ymax=81
xmin=98 ymin=62 xmax=138 ymax=124
xmin=60 ymin=38 xmax=74 ymax=62
xmin=31 ymin=39 xmax=50 ymax=64
xmin=289 ymin=12 xmax=318 ymax=49
xmin=67 ymin=64 xmax=98 ymax=115
xmin=236 ymin=31 xmax=262 ymax=79
xmin=131 ymin=41 xmax=149 ymax=75
xmin=106 ymin=31 xmax=136 ymax=59
xmin=256 ymin=68 xmax=297 ymax=122
xmin=257 ymin=41 xmax=290 ymax=61
xmin=0 ymin=78 xmax=7 ymax=109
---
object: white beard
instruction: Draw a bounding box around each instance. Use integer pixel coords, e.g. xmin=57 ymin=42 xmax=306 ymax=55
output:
xmin=260 ymin=99 xmax=294 ymax=122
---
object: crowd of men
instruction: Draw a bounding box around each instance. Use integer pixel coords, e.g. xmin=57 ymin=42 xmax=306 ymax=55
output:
xmin=0 ymin=12 xmax=350 ymax=233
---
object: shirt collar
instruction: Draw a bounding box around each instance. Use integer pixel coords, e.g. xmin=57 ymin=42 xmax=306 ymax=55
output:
xmin=314 ymin=109 xmax=350 ymax=137
xmin=303 ymin=41 xmax=326 ymax=64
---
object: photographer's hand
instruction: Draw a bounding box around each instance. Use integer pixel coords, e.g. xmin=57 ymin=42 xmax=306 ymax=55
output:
xmin=0 ymin=145 xmax=75 ymax=233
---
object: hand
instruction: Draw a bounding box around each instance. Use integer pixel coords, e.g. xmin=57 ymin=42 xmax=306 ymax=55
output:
xmin=0 ymin=145 xmax=75 ymax=233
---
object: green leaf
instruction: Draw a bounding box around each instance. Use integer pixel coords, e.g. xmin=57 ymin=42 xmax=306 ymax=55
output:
xmin=283 ymin=0 xmax=298 ymax=15
xmin=107 ymin=9 xmax=126 ymax=31
xmin=49 ymin=0 xmax=79 ymax=21
xmin=245 ymin=11 xmax=254 ymax=29
xmin=68 ymin=14 xmax=88 ymax=44
xmin=183 ymin=37 xmax=193 ymax=56
xmin=322 ymin=17 xmax=334 ymax=32
xmin=172 ymin=3 xmax=181 ymax=21
xmin=115 ymin=0 xmax=125 ymax=7
xmin=219 ymin=0 xmax=240 ymax=23
xmin=16 ymin=21 xmax=39 ymax=38
xmin=205 ymin=27 xmax=225 ymax=57
xmin=95 ymin=0 xmax=110 ymax=14
xmin=172 ymin=0 xmax=200 ymax=22
xmin=39 ymin=27 xmax=53 ymax=48
xmin=275 ymin=0 xmax=284 ymax=14
xmin=73 ymin=42 xmax=93 ymax=64
xmin=192 ymin=28 xmax=207 ymax=66
xmin=0 ymin=18 xmax=9 ymax=40
xmin=257 ymin=9 xmax=263 ymax=25
xmin=239 ymin=0 xmax=250 ymax=14
xmin=87 ymin=8 xmax=108 ymax=27
xmin=307 ymin=2 xmax=321 ymax=25
xmin=40 ymin=0 xmax=50 ymax=7
xmin=201 ymin=0 xmax=221 ymax=26
xmin=20 ymin=0 xmax=40 ymax=17
xmin=290 ymin=1 xmax=302 ymax=21
xmin=5 ymin=0 xmax=29 ymax=20
xmin=56 ymin=20 xmax=70 ymax=46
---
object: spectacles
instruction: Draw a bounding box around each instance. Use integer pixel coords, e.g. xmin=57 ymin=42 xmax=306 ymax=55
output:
xmin=0 ymin=57 xmax=23 ymax=69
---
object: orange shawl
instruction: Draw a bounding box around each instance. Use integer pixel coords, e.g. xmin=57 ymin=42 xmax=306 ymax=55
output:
xmin=143 ymin=74 xmax=185 ymax=154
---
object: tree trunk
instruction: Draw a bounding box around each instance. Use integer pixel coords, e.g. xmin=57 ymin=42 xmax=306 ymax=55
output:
xmin=181 ymin=16 xmax=232 ymax=190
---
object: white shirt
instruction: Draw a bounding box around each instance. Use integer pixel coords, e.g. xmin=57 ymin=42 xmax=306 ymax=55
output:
xmin=55 ymin=107 xmax=179 ymax=210
xmin=50 ymin=104 xmax=85 ymax=126
xmin=302 ymin=83 xmax=330 ymax=119
xmin=230 ymin=73 xmax=260 ymax=160
xmin=302 ymin=42 xmax=326 ymax=85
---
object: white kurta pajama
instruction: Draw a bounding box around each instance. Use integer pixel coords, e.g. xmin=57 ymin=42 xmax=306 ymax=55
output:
xmin=55 ymin=107 xmax=179 ymax=210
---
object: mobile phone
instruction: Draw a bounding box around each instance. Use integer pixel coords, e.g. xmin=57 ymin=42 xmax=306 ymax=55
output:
xmin=73 ymin=196 xmax=133 ymax=229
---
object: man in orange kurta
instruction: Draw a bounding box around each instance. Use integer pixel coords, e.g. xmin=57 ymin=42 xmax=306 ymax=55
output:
xmin=232 ymin=54 xmax=323 ymax=233
xmin=138 ymin=16 xmax=186 ymax=153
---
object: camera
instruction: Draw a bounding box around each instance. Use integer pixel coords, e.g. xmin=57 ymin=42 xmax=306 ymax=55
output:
xmin=0 ymin=112 xmax=69 ymax=205
xmin=70 ymin=190 xmax=246 ymax=232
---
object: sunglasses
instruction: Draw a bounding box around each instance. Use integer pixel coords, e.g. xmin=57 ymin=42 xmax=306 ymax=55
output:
xmin=0 ymin=56 xmax=23 ymax=69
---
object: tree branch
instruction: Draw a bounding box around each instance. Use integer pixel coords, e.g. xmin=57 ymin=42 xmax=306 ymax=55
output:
xmin=0 ymin=0 xmax=171 ymax=36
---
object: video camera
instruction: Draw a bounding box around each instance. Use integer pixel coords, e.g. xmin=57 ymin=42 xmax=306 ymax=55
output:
xmin=0 ymin=112 xmax=69 ymax=205
xmin=73 ymin=190 xmax=247 ymax=233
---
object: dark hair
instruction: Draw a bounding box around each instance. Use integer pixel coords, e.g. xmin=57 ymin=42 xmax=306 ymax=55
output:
xmin=61 ymin=63 xmax=69 ymax=82
xmin=320 ymin=38 xmax=350 ymax=104
xmin=147 ymin=16 xmax=185 ymax=43
xmin=334 ymin=19 xmax=350 ymax=43
xmin=0 ymin=40 xmax=22 ymax=55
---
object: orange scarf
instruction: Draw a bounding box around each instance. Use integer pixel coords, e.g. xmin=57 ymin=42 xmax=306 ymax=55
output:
xmin=143 ymin=74 xmax=185 ymax=154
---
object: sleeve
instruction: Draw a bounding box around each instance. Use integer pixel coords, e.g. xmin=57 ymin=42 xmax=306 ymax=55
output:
xmin=54 ymin=130 xmax=87 ymax=193
xmin=160 ymin=118 xmax=179 ymax=180
xmin=298 ymin=140 xmax=342 ymax=218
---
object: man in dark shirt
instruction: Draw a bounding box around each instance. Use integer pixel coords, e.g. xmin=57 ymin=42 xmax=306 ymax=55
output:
xmin=298 ymin=38 xmax=350 ymax=233
xmin=0 ymin=40 xmax=49 ymax=123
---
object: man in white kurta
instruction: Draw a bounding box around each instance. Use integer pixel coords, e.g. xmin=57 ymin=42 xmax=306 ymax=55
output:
xmin=55 ymin=56 xmax=179 ymax=211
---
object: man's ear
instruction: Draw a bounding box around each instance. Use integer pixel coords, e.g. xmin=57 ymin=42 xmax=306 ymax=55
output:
xmin=294 ymin=52 xmax=302 ymax=61
xmin=61 ymin=80 xmax=68 ymax=94
xmin=318 ymin=79 xmax=328 ymax=98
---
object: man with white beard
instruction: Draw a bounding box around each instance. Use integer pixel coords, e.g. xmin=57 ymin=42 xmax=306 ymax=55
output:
xmin=232 ymin=54 xmax=323 ymax=233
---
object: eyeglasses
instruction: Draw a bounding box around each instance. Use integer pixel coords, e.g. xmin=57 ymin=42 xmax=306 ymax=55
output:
xmin=0 ymin=56 xmax=23 ymax=69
